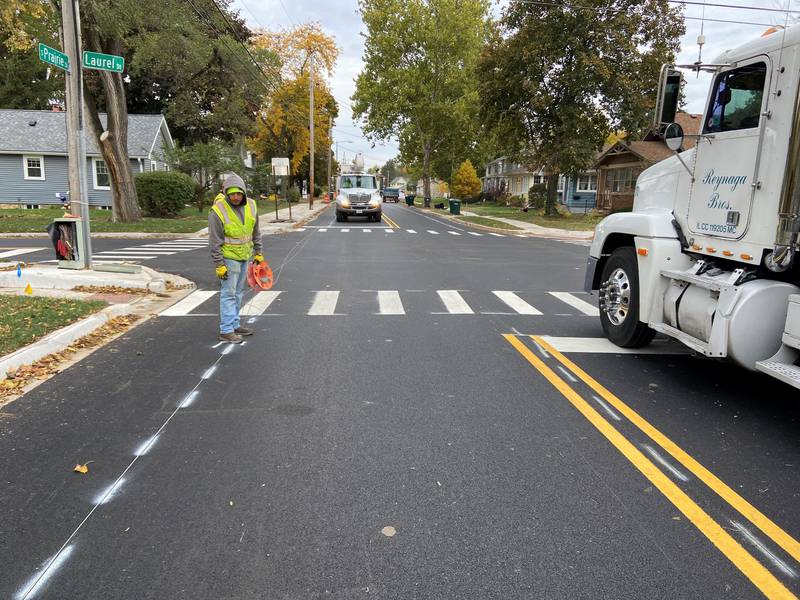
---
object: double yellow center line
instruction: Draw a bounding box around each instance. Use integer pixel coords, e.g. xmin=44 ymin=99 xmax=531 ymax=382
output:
xmin=504 ymin=333 xmax=799 ymax=599
xmin=382 ymin=214 xmax=400 ymax=229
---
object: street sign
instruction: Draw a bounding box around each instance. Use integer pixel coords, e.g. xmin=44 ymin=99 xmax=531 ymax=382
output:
xmin=82 ymin=50 xmax=124 ymax=73
xmin=39 ymin=43 xmax=69 ymax=72
xmin=271 ymin=157 xmax=290 ymax=176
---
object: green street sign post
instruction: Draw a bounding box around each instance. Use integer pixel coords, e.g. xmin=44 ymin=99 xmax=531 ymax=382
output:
xmin=82 ymin=50 xmax=124 ymax=73
xmin=39 ymin=43 xmax=69 ymax=72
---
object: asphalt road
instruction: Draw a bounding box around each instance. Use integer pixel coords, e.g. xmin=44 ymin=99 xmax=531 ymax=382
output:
xmin=1 ymin=204 xmax=799 ymax=599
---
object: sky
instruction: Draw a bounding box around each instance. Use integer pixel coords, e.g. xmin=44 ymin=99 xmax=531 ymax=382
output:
xmin=231 ymin=0 xmax=794 ymax=169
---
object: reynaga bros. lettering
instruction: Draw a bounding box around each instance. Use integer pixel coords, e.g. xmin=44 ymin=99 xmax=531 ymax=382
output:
xmin=701 ymin=169 xmax=748 ymax=210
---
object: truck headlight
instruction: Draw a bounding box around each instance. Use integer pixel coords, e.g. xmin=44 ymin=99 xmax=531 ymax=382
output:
xmin=369 ymin=198 xmax=380 ymax=207
xmin=339 ymin=197 xmax=351 ymax=208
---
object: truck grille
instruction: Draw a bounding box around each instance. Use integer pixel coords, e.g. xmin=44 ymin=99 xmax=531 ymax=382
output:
xmin=348 ymin=193 xmax=371 ymax=203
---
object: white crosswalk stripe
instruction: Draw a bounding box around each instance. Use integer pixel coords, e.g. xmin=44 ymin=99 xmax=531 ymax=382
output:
xmin=341 ymin=228 xmax=350 ymax=233
xmin=492 ymin=291 xmax=542 ymax=315
xmin=406 ymin=229 xmax=417 ymax=233
xmin=241 ymin=291 xmax=281 ymax=315
xmin=548 ymin=292 xmax=599 ymax=316
xmin=467 ymin=232 xmax=482 ymax=237
xmin=437 ymin=290 xmax=473 ymax=314
xmin=447 ymin=231 xmax=461 ymax=236
xmin=377 ymin=290 xmax=405 ymax=315
xmin=159 ymin=289 xmax=601 ymax=319
xmin=427 ymin=230 xmax=440 ymax=235
xmin=97 ymin=249 xmax=176 ymax=255
xmin=95 ymin=254 xmax=160 ymax=260
xmin=488 ymin=232 xmax=505 ymax=237
xmin=318 ymin=228 xmax=327 ymax=232
xmin=363 ymin=229 xmax=372 ymax=233
xmin=160 ymin=290 xmax=217 ymax=316
xmin=309 ymin=291 xmax=340 ymax=315
xmin=0 ymin=247 xmax=46 ymax=259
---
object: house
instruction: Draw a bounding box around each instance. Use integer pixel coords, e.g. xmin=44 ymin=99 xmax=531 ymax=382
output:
xmin=594 ymin=112 xmax=702 ymax=212
xmin=389 ymin=176 xmax=408 ymax=190
xmin=482 ymin=156 xmax=596 ymax=212
xmin=0 ymin=108 xmax=174 ymax=208
xmin=416 ymin=178 xmax=449 ymax=198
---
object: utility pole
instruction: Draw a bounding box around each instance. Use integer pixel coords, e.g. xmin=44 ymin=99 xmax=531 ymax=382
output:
xmin=308 ymin=53 xmax=315 ymax=209
xmin=62 ymin=0 xmax=92 ymax=268
xmin=326 ymin=114 xmax=332 ymax=200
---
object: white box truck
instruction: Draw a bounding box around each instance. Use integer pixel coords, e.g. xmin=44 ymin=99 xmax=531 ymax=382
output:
xmin=585 ymin=27 xmax=800 ymax=388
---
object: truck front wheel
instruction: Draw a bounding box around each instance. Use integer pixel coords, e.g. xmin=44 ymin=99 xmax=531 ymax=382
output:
xmin=599 ymin=247 xmax=655 ymax=348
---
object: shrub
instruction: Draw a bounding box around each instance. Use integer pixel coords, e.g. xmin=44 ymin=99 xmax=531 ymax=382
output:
xmin=135 ymin=171 xmax=197 ymax=218
xmin=527 ymin=183 xmax=547 ymax=210
xmin=287 ymin=186 xmax=301 ymax=203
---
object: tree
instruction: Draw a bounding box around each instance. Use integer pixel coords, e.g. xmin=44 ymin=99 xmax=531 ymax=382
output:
xmin=353 ymin=0 xmax=489 ymax=203
xmin=451 ymin=159 xmax=481 ymax=199
xmin=478 ymin=0 xmax=684 ymax=214
xmin=0 ymin=9 xmax=63 ymax=109
xmin=3 ymin=0 xmax=268 ymax=222
xmin=165 ymin=141 xmax=245 ymax=210
xmin=250 ymin=24 xmax=339 ymax=187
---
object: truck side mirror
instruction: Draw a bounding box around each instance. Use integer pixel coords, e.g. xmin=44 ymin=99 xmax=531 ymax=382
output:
xmin=664 ymin=122 xmax=685 ymax=152
xmin=654 ymin=65 xmax=683 ymax=132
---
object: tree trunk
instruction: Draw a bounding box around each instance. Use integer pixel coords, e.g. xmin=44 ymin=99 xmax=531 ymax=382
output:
xmin=83 ymin=30 xmax=141 ymax=222
xmin=545 ymin=171 xmax=559 ymax=217
xmin=422 ymin=140 xmax=432 ymax=208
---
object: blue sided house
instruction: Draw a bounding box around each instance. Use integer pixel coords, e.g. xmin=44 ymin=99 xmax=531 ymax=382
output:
xmin=0 ymin=109 xmax=174 ymax=208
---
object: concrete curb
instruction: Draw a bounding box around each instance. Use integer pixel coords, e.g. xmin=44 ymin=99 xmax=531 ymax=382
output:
xmin=0 ymin=265 xmax=178 ymax=294
xmin=0 ymin=232 xmax=203 ymax=239
xmin=0 ymin=303 xmax=133 ymax=379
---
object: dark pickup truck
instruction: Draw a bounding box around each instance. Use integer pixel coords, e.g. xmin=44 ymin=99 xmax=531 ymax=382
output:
xmin=381 ymin=188 xmax=400 ymax=203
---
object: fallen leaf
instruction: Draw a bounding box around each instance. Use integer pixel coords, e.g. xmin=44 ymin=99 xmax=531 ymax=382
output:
xmin=73 ymin=463 xmax=90 ymax=474
xmin=381 ymin=526 xmax=397 ymax=537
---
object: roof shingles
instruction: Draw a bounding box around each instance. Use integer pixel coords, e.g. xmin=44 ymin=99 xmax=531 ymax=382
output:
xmin=0 ymin=109 xmax=166 ymax=158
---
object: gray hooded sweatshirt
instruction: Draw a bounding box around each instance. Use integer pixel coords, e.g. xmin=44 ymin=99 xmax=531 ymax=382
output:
xmin=208 ymin=173 xmax=262 ymax=266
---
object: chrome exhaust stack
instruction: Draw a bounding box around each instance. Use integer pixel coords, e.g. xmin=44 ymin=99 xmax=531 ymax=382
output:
xmin=770 ymin=75 xmax=800 ymax=273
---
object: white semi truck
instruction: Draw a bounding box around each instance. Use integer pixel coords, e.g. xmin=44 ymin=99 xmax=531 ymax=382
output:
xmin=585 ymin=26 xmax=800 ymax=389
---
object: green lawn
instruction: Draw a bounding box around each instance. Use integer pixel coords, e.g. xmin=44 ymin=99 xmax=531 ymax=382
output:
xmin=457 ymin=216 xmax=523 ymax=230
xmin=0 ymin=201 xmax=294 ymax=234
xmin=465 ymin=202 xmax=604 ymax=231
xmin=0 ymin=295 xmax=107 ymax=356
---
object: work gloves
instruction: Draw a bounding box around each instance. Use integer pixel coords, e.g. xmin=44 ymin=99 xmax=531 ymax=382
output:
xmin=253 ymin=254 xmax=264 ymax=264
xmin=215 ymin=265 xmax=228 ymax=280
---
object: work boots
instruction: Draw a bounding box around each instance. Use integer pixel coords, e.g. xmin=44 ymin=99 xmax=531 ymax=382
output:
xmin=234 ymin=327 xmax=254 ymax=336
xmin=219 ymin=332 xmax=243 ymax=344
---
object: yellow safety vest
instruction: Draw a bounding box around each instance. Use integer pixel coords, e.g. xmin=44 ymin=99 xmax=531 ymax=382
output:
xmin=211 ymin=195 xmax=256 ymax=261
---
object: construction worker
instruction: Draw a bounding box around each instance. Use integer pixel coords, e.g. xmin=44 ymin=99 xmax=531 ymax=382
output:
xmin=209 ymin=173 xmax=264 ymax=343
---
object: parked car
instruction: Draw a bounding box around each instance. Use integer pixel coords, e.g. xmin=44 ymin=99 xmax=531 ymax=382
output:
xmin=382 ymin=187 xmax=400 ymax=203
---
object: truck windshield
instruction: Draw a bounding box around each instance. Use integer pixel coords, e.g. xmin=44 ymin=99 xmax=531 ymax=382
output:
xmin=340 ymin=175 xmax=377 ymax=189
xmin=704 ymin=62 xmax=766 ymax=133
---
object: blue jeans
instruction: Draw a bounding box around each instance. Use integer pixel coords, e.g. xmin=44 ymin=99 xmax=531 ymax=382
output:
xmin=219 ymin=258 xmax=247 ymax=334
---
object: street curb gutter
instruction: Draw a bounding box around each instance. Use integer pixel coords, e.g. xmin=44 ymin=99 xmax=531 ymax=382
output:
xmin=0 ymin=303 xmax=133 ymax=379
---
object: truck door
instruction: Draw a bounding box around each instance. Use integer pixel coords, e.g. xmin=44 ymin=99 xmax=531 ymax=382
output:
xmin=688 ymin=57 xmax=771 ymax=240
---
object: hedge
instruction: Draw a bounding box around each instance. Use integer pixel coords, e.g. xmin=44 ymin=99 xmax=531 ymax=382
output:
xmin=134 ymin=171 xmax=198 ymax=218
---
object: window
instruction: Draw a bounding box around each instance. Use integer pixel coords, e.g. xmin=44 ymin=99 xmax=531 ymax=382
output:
xmin=557 ymin=176 xmax=565 ymax=192
xmin=577 ymin=174 xmax=597 ymax=192
xmin=705 ymin=61 xmax=767 ymax=133
xmin=339 ymin=175 xmax=377 ymax=189
xmin=23 ymin=155 xmax=45 ymax=180
xmin=533 ymin=175 xmax=542 ymax=185
xmin=606 ymin=167 xmax=638 ymax=193
xmin=93 ymin=159 xmax=110 ymax=189
xmin=150 ymin=161 xmax=158 ymax=172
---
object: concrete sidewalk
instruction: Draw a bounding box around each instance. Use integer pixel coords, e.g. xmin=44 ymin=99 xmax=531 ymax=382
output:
xmin=459 ymin=210 xmax=594 ymax=240
xmin=1 ymin=200 xmax=331 ymax=239
xmin=193 ymin=200 xmax=330 ymax=237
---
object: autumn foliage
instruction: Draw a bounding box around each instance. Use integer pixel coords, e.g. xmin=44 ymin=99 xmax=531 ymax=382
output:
xmin=451 ymin=160 xmax=482 ymax=200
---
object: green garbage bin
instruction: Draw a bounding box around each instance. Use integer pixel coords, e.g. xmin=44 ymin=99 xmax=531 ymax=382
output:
xmin=405 ymin=195 xmax=415 ymax=206
xmin=449 ymin=199 xmax=461 ymax=215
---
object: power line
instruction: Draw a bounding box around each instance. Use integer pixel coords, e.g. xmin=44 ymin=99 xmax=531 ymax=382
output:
xmin=510 ymin=0 xmax=800 ymax=16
